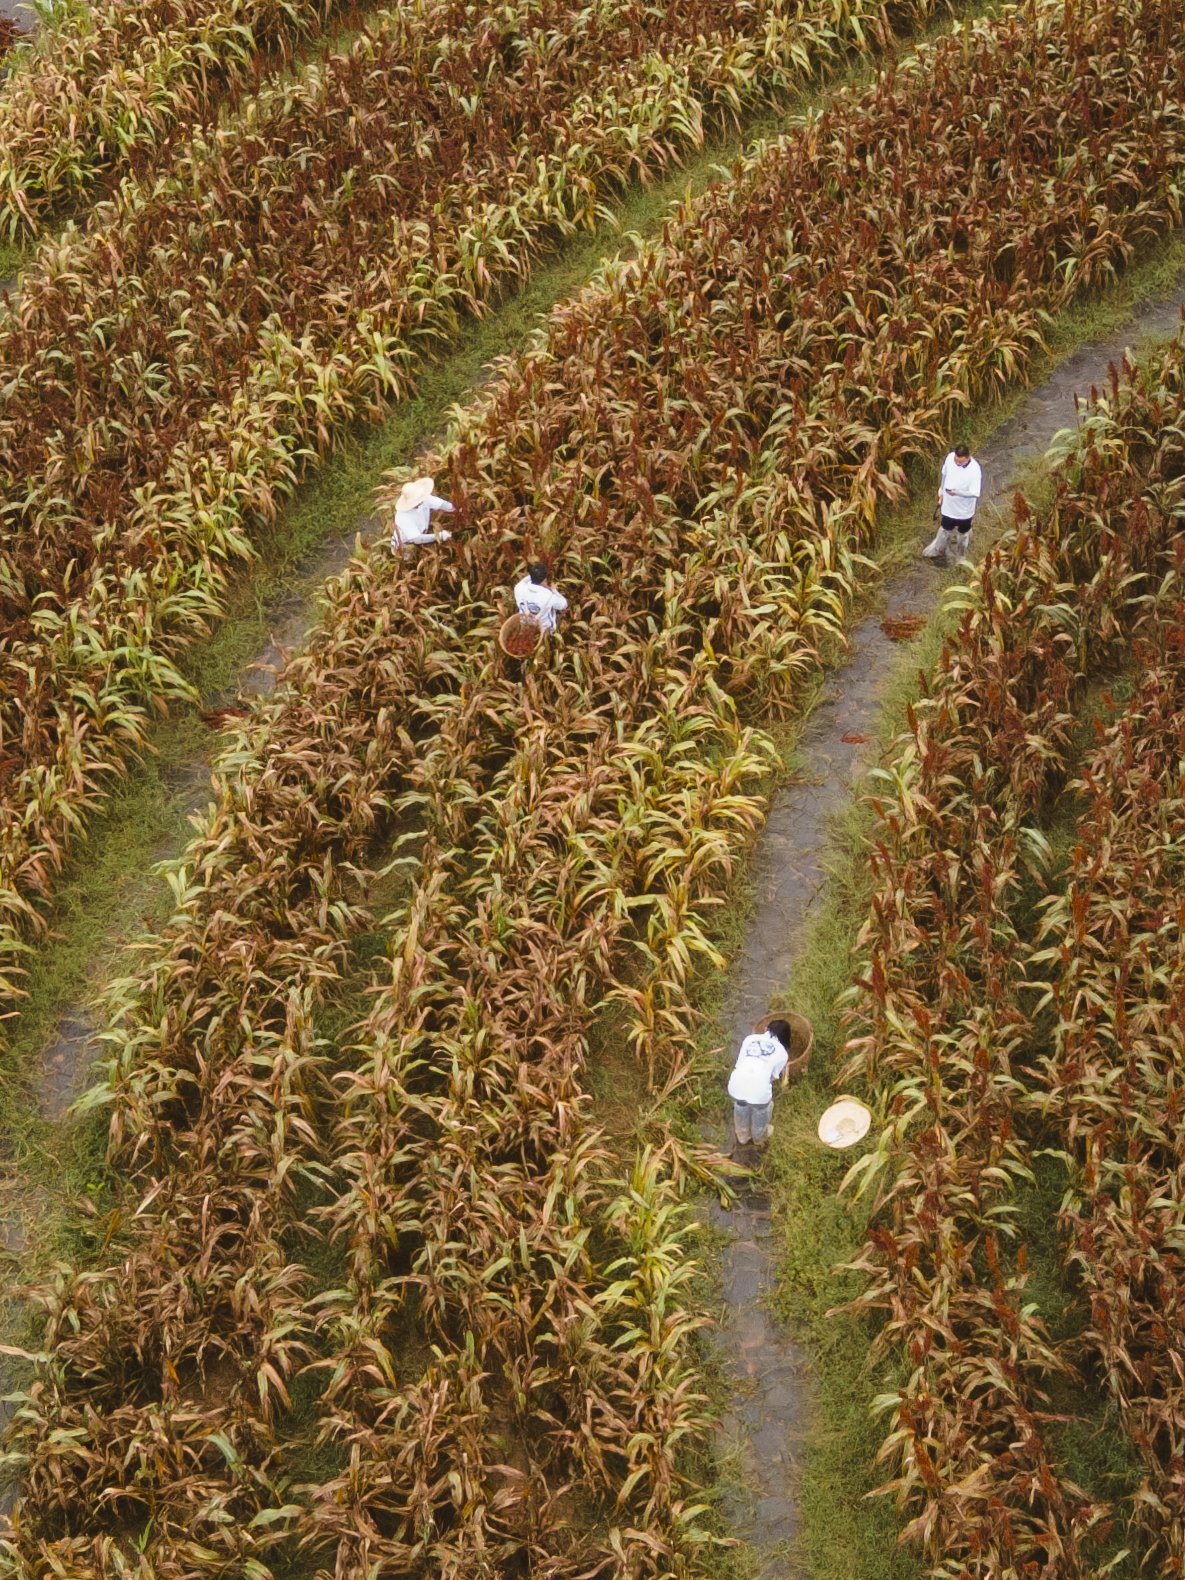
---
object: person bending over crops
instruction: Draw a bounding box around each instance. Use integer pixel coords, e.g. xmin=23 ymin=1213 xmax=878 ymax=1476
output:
xmin=391 ymin=475 xmax=455 ymax=549
xmin=727 ymin=1020 xmax=791 ymax=1148
xmin=923 ymin=443 xmax=981 ymax=561
xmin=514 ymin=562 xmax=568 ymax=633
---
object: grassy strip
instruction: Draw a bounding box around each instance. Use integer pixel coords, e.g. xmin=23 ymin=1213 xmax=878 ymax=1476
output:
xmin=762 ymin=817 xmax=927 ymax=1580
xmin=0 ymin=237 xmax=24 ymax=281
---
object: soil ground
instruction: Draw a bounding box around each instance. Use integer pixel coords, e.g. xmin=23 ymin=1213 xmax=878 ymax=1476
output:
xmin=0 ymin=1 xmax=33 ymax=31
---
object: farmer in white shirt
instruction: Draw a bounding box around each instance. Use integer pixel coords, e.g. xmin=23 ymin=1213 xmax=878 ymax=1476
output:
xmin=513 ymin=562 xmax=568 ymax=634
xmin=923 ymin=443 xmax=982 ymax=561
xmin=727 ymin=1019 xmax=792 ymax=1147
xmin=391 ymin=475 xmax=455 ymax=549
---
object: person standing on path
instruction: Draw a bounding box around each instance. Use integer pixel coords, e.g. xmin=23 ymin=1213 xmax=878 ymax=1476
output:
xmin=391 ymin=476 xmax=456 ymax=549
xmin=923 ymin=442 xmax=981 ymax=560
xmin=514 ymin=562 xmax=569 ymax=633
xmin=727 ymin=1019 xmax=792 ymax=1148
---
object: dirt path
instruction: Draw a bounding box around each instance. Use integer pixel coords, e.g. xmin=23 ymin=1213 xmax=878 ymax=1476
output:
xmin=30 ymin=506 xmax=362 ymax=1116
xmin=712 ymin=286 xmax=1185 ymax=1577
xmin=0 ymin=0 xmax=34 ymax=37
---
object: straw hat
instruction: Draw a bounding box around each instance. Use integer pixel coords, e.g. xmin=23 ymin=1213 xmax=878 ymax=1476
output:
xmin=817 ymin=1096 xmax=872 ymax=1149
xmin=396 ymin=475 xmax=436 ymax=512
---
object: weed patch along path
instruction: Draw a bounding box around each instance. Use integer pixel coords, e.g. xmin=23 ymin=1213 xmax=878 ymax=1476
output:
xmin=708 ymin=285 xmax=1185 ymax=1579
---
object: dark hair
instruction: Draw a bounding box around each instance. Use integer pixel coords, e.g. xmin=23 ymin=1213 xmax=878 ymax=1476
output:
xmin=528 ymin=560 xmax=548 ymax=583
xmin=766 ymin=1018 xmax=792 ymax=1051
xmin=953 ymin=443 xmax=970 ymax=458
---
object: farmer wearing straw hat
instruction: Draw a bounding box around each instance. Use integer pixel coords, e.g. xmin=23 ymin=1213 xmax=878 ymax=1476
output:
xmin=727 ymin=1019 xmax=791 ymax=1148
xmin=391 ymin=475 xmax=456 ymax=549
xmin=923 ymin=443 xmax=981 ymax=561
xmin=514 ymin=562 xmax=569 ymax=633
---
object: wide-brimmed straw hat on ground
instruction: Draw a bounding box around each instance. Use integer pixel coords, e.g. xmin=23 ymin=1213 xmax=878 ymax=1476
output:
xmin=817 ymin=1096 xmax=872 ymax=1149
xmin=396 ymin=475 xmax=436 ymax=512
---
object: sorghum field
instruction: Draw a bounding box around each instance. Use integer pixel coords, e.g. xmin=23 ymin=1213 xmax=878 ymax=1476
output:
xmin=1 ymin=0 xmax=1185 ymax=1575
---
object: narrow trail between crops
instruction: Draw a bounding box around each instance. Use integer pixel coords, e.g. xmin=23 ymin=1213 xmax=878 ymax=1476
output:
xmin=0 ymin=1 xmax=36 ymax=27
xmin=712 ymin=283 xmax=1185 ymax=1577
xmin=28 ymin=522 xmax=373 ymax=1125
xmin=0 ymin=0 xmax=34 ymax=42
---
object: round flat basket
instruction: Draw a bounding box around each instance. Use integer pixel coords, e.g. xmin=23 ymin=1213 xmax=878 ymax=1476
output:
xmin=499 ymin=613 xmax=543 ymax=658
xmin=751 ymin=1010 xmax=814 ymax=1082
xmin=817 ymin=1095 xmax=872 ymax=1150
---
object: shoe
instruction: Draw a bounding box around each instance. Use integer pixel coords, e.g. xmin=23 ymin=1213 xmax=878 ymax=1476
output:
xmin=922 ymin=527 xmax=955 ymax=559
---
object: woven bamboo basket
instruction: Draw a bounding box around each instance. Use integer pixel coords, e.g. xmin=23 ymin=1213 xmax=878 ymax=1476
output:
xmin=751 ymin=1010 xmax=814 ymax=1082
xmin=498 ymin=613 xmax=543 ymax=657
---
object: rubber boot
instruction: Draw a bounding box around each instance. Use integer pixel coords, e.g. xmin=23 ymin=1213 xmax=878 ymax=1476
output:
xmin=953 ymin=529 xmax=972 ymax=560
xmin=923 ymin=525 xmax=956 ymax=559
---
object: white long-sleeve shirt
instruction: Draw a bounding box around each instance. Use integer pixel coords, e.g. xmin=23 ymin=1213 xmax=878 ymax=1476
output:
xmin=938 ymin=453 xmax=982 ymax=521
xmin=514 ymin=576 xmax=568 ymax=633
xmin=727 ymin=1032 xmax=789 ymax=1106
xmin=392 ymin=494 xmax=454 ymax=546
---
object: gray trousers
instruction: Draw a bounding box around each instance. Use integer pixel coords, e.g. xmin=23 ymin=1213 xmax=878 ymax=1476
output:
xmin=733 ymin=1099 xmax=773 ymax=1144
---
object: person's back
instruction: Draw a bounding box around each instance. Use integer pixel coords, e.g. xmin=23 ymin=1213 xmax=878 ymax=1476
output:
xmin=514 ymin=561 xmax=568 ymax=633
xmin=727 ymin=1021 xmax=791 ymax=1147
